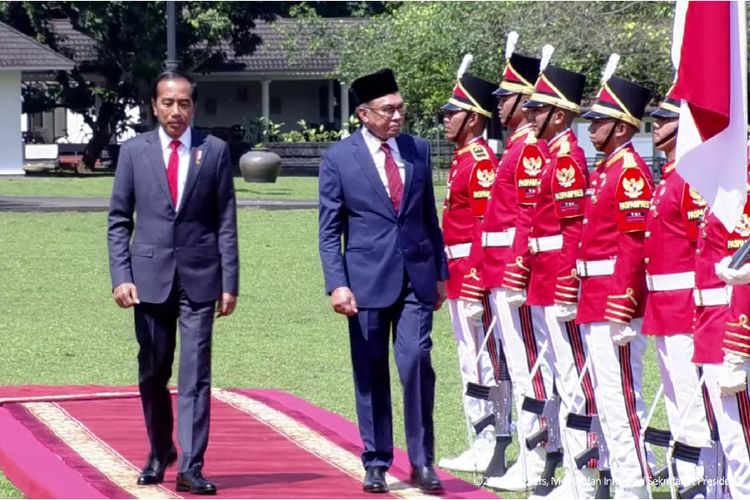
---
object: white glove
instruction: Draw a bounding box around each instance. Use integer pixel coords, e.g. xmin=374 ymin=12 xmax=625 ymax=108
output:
xmin=464 ymin=301 xmax=484 ymax=321
xmin=719 ymin=352 xmax=748 ymax=396
xmin=609 ymin=321 xmax=637 ymax=347
xmin=555 ymin=303 xmax=577 ymax=322
xmin=716 ymin=256 xmax=750 ymax=285
xmin=505 ymin=289 xmax=527 ymax=308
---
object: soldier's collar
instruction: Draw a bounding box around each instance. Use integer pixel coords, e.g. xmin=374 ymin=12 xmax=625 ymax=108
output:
xmin=661 ymin=160 xmax=676 ymax=176
xmin=548 ymin=128 xmax=572 ymax=151
xmin=603 ymin=141 xmax=633 ymax=169
xmin=455 ymin=136 xmax=484 ymax=155
xmin=510 ymin=123 xmax=534 ymax=142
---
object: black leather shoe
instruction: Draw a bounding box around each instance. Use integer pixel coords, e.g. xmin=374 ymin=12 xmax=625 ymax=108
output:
xmin=137 ymin=447 xmax=177 ymax=485
xmin=410 ymin=465 xmax=443 ymax=494
xmin=362 ymin=466 xmax=388 ymax=493
xmin=176 ymin=469 xmax=217 ymax=495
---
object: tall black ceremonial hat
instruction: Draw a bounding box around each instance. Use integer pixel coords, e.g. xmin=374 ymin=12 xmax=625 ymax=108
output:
xmin=525 ymin=64 xmax=586 ymax=114
xmin=442 ymin=73 xmax=499 ymax=118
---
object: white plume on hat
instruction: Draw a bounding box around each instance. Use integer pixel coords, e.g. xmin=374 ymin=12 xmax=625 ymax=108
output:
xmin=457 ymin=54 xmax=473 ymax=80
xmin=505 ymin=31 xmax=519 ymax=60
xmin=540 ymin=44 xmax=555 ymax=72
xmin=602 ymin=53 xmax=620 ymax=83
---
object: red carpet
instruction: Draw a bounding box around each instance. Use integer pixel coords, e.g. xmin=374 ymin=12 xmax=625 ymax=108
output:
xmin=0 ymin=386 xmax=497 ymax=499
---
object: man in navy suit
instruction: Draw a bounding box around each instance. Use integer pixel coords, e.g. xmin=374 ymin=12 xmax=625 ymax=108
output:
xmin=318 ymin=68 xmax=449 ymax=494
xmin=108 ymin=71 xmax=238 ymax=495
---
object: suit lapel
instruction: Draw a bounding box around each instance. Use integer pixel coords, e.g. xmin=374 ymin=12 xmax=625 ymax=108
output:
xmin=145 ymin=129 xmax=173 ymax=209
xmin=179 ymin=130 xmax=208 ymax=213
xmin=352 ymin=129 xmax=397 ymax=217
xmin=395 ymin=134 xmax=415 ymax=215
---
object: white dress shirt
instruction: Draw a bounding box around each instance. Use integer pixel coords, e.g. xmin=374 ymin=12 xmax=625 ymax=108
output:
xmin=158 ymin=126 xmax=192 ymax=211
xmin=361 ymin=126 xmax=405 ymax=197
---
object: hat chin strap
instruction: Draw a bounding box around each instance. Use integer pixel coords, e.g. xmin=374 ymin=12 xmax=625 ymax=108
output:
xmin=654 ymin=127 xmax=678 ymax=148
xmin=538 ymin=108 xmax=554 ymax=140
xmin=456 ymin=112 xmax=473 ymax=145
xmin=601 ymin=119 xmax=619 ymax=153
xmin=503 ymin=94 xmax=523 ymax=127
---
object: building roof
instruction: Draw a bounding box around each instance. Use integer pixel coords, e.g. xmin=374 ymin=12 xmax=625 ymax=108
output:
xmin=194 ymin=17 xmax=364 ymax=77
xmin=47 ymin=18 xmax=98 ymax=64
xmin=0 ymin=21 xmax=74 ymax=71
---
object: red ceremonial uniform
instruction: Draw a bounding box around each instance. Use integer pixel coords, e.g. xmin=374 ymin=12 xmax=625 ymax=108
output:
xmin=478 ymin=124 xmax=536 ymax=290
xmin=576 ymin=143 xmax=655 ymax=325
xmin=723 ymin=200 xmax=750 ymax=359
xmin=442 ymin=138 xmax=498 ymax=300
xmin=500 ymin=129 xmax=588 ymax=306
xmin=642 ymin=161 xmax=706 ymax=335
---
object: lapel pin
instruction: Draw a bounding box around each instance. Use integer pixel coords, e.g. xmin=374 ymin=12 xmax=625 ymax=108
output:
xmin=194 ymin=149 xmax=203 ymax=167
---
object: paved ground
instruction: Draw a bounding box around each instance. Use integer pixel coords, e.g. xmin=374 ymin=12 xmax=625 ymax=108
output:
xmin=0 ymin=195 xmax=317 ymax=212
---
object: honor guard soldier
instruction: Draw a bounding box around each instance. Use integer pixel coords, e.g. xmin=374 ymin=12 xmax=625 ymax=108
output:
xmin=576 ymin=55 xmax=655 ymax=499
xmin=641 ymin=89 xmax=713 ymax=490
xmin=480 ymin=33 xmax=557 ymax=492
xmin=510 ymin=58 xmax=603 ymax=499
xmin=709 ymin=96 xmax=750 ymax=495
xmin=437 ymin=57 xmax=507 ymax=474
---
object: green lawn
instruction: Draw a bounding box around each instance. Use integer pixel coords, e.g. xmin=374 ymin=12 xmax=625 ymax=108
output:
xmin=0 ymin=174 xmax=447 ymax=202
xmin=0 ymin=196 xmax=665 ymax=498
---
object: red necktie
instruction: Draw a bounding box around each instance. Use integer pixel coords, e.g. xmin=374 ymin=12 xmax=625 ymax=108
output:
xmin=167 ymin=140 xmax=180 ymax=205
xmin=380 ymin=143 xmax=403 ymax=212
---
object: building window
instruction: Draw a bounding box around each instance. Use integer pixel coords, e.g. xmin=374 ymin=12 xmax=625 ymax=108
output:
xmin=643 ymin=121 xmax=652 ymax=133
xmin=205 ymin=97 xmax=217 ymax=116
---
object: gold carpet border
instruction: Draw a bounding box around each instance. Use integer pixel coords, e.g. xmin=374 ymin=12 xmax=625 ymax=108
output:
xmin=213 ymin=389 xmax=440 ymax=500
xmin=22 ymin=402 xmax=179 ymax=499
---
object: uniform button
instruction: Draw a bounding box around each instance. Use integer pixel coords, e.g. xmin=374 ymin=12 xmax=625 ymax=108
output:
xmin=644 ymin=231 xmax=651 ymax=238
xmin=644 ymin=257 xmax=650 ymax=264
xmin=599 ymin=173 xmax=606 ymax=179
xmin=653 ymin=212 xmax=659 ymax=218
xmin=578 ymin=242 xmax=582 ymax=248
xmin=583 ymin=218 xmax=588 ymax=224
xmin=659 ymin=180 xmax=666 ymax=186
xmin=452 ymin=160 xmax=457 ymax=165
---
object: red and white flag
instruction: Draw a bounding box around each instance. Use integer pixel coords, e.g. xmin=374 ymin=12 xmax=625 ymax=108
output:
xmin=672 ymin=0 xmax=747 ymax=231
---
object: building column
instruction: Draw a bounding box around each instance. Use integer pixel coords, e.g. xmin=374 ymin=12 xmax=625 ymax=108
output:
xmin=327 ymin=80 xmax=335 ymax=124
xmin=0 ymin=71 xmax=24 ymax=175
xmin=340 ymin=82 xmax=350 ymax=136
xmin=261 ymin=79 xmax=271 ymax=123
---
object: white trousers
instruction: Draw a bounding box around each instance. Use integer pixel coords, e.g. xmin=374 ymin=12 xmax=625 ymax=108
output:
xmin=538 ymin=305 xmax=602 ymax=470
xmin=654 ymin=335 xmax=712 ymax=485
xmin=703 ymin=363 xmax=750 ymax=496
xmin=582 ymin=321 xmax=650 ymax=489
xmin=448 ymin=298 xmax=495 ymax=423
xmin=488 ymin=289 xmax=556 ymax=445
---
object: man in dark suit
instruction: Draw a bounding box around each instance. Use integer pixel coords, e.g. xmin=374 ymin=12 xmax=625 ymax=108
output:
xmin=318 ymin=68 xmax=449 ymax=494
xmin=108 ymin=71 xmax=239 ymax=495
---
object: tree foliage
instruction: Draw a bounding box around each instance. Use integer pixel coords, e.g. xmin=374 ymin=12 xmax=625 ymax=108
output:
xmin=322 ymin=1 xmax=676 ymax=133
xmin=0 ymin=1 xmax=290 ymax=168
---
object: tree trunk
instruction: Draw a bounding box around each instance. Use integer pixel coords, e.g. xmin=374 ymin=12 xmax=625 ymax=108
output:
xmin=82 ymin=101 xmax=120 ymax=170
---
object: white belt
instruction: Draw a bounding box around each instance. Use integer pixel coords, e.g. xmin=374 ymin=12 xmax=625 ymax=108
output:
xmin=482 ymin=229 xmax=516 ymax=248
xmin=576 ymin=259 xmax=616 ymax=277
xmin=646 ymin=271 xmax=696 ymax=291
xmin=445 ymin=242 xmax=471 ymax=260
xmin=693 ymin=286 xmax=733 ymax=307
xmin=529 ymin=234 xmax=563 ymax=254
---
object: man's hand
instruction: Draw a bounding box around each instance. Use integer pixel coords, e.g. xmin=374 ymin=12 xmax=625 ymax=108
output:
xmin=113 ymin=283 xmax=140 ymax=308
xmin=716 ymin=256 xmax=750 ymax=285
xmin=505 ymin=289 xmax=526 ymax=308
xmin=435 ymin=281 xmax=447 ymax=311
xmin=719 ymin=352 xmax=748 ymax=396
xmin=555 ymin=303 xmax=577 ymax=322
xmin=609 ymin=321 xmax=637 ymax=346
xmin=216 ymin=293 xmax=237 ymax=318
xmin=331 ymin=286 xmax=358 ymax=316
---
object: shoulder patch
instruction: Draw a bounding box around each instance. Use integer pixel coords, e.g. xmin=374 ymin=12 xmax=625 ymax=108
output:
xmin=623 ymin=151 xmax=637 ymax=169
xmin=552 ymin=155 xmax=587 ymax=219
xmin=470 ymin=144 xmax=490 ymax=161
